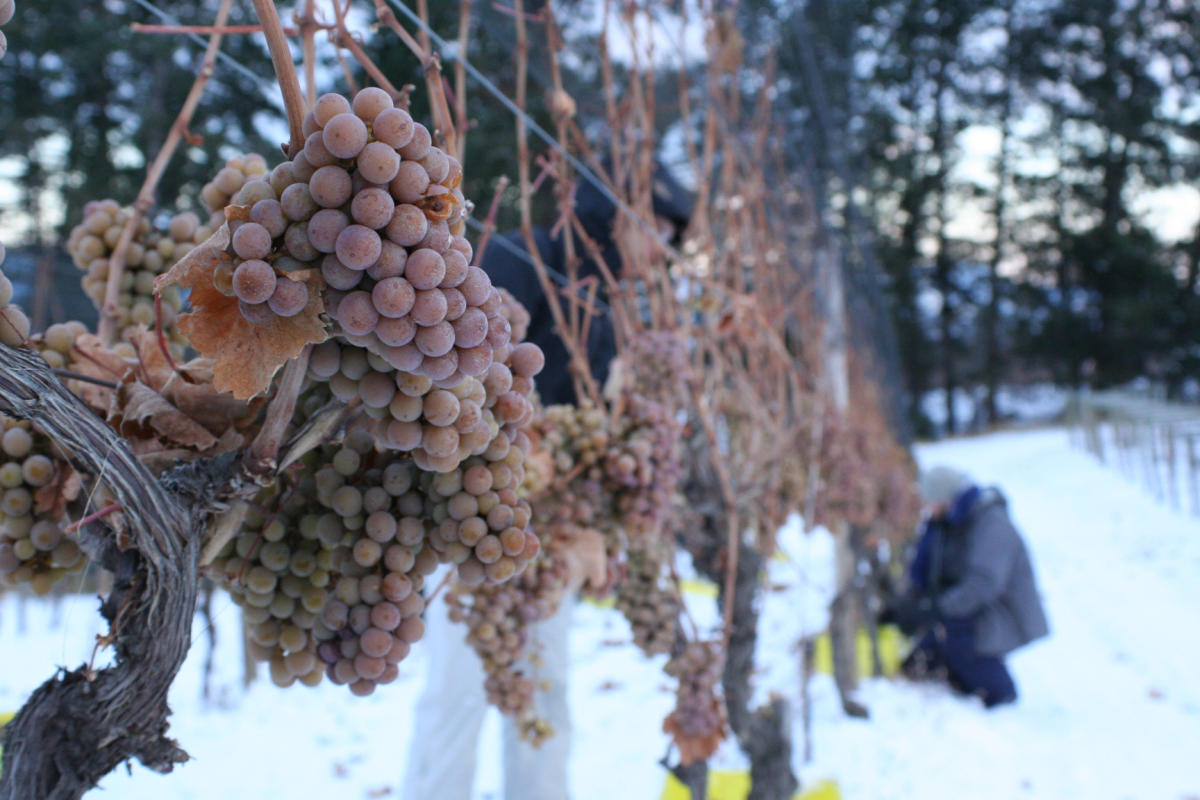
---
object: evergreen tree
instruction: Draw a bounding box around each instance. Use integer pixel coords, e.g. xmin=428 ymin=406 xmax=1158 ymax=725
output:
xmin=0 ymin=0 xmax=278 ymax=244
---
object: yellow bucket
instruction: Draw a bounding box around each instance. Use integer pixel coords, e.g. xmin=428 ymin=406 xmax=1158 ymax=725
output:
xmin=584 ymin=577 xmax=719 ymax=609
xmin=0 ymin=710 xmax=14 ymax=774
xmin=812 ymin=624 xmax=906 ymax=677
xmin=661 ymin=770 xmax=840 ymax=800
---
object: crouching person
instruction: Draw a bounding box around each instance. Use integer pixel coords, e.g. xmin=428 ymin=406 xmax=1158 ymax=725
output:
xmin=889 ymin=466 xmax=1049 ymax=708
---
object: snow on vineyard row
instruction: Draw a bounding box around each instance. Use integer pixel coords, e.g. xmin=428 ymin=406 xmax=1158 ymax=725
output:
xmin=2 ymin=426 xmax=1198 ymax=799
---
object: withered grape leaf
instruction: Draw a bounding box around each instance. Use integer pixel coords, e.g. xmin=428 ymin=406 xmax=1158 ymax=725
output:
xmin=155 ymin=207 xmax=327 ymax=399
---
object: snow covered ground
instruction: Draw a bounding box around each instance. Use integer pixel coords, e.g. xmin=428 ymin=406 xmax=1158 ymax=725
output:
xmin=2 ymin=426 xmax=1198 ymax=799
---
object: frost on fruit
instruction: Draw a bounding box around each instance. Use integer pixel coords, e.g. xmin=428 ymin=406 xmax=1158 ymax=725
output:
xmin=156 ymin=206 xmax=327 ymax=399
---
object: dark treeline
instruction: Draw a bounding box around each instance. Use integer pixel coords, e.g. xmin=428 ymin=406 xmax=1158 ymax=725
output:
xmin=1 ymin=0 xmax=1197 ymax=436
xmin=747 ymin=0 xmax=1200 ymax=434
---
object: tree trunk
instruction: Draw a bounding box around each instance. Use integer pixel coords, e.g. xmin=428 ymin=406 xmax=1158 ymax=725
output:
xmin=985 ymin=3 xmax=1015 ymax=427
xmin=685 ymin=509 xmax=798 ymax=800
xmin=932 ymin=63 xmax=957 ymax=436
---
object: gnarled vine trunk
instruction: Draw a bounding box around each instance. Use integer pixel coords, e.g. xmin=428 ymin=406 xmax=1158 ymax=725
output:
xmin=0 ymin=345 xmax=241 ymax=800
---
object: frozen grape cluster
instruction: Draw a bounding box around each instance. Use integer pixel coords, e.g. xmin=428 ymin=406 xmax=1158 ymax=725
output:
xmin=0 ymin=415 xmax=85 ymax=595
xmin=65 ymin=199 xmax=195 ymax=353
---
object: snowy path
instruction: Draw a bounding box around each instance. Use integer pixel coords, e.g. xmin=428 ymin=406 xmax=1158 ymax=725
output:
xmin=2 ymin=427 xmax=1198 ymax=799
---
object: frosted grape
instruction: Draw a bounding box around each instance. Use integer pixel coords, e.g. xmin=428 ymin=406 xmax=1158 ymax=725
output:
xmin=232 ymin=222 xmax=272 ymax=260
xmin=308 ymin=209 xmax=350 ymax=254
xmin=398 ymin=123 xmax=432 ymax=161
xmin=371 ymin=277 xmax=416 ymax=318
xmin=281 ymin=182 xmax=318 ymax=221
xmin=232 ymin=259 xmax=277 ymax=304
xmin=335 ymin=225 xmax=382 ymax=271
xmin=351 ymin=187 xmax=395 ymax=230
xmin=403 ymin=249 xmax=445 ymax=290
xmin=389 ymin=161 xmax=429 ymax=204
xmin=322 ymin=113 xmax=369 ymax=159
xmin=267 ymin=277 xmax=309 ymax=317
xmin=310 ymin=165 xmax=353 ymax=208
xmin=336 ymin=290 xmax=379 ymax=336
xmin=314 ymin=92 xmax=352 ymax=126
xmin=385 ymin=204 xmax=428 ymax=248
xmin=419 ymin=149 xmax=450 ymax=184
xmin=321 ymin=255 xmax=363 ymax=291
xmin=352 ymin=87 xmax=393 ymax=121
xmin=357 ymin=141 xmax=401 ymax=185
xmin=414 ymin=321 xmax=455 ymax=357
xmin=368 ymin=241 xmax=407 ymax=280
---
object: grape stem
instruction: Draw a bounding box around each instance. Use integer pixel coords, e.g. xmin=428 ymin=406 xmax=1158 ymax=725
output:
xmin=511 ymin=0 xmax=600 ymax=406
xmin=489 ymin=1 xmax=544 ymax=24
xmin=330 ymin=0 xmax=401 ymax=100
xmin=65 ymin=501 xmax=123 ymax=533
xmin=251 ymin=0 xmax=306 ymax=157
xmin=247 ymin=343 xmax=312 ymax=474
xmin=98 ymin=0 xmax=235 ymax=345
xmin=153 ymin=288 xmax=182 ymax=374
xmin=424 ymin=565 xmax=456 ymax=606
xmin=298 ymin=0 xmax=318 ymax=108
xmin=372 ymin=0 xmax=458 ymax=154
xmin=51 ymin=367 xmax=119 ymax=390
xmin=454 ymin=0 xmax=473 ymax=161
xmin=471 ymin=175 xmax=509 ymax=267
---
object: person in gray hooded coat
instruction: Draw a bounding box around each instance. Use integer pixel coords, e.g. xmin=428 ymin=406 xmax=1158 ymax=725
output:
xmin=888 ymin=466 xmax=1049 ymax=707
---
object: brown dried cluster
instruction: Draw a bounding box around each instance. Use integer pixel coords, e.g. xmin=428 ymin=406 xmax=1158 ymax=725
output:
xmin=662 ymin=640 xmax=728 ymax=766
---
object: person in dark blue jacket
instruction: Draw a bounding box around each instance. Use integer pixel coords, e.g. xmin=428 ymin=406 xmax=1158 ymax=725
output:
xmin=478 ymin=162 xmax=694 ymax=405
xmin=890 ymin=466 xmax=1050 ymax=708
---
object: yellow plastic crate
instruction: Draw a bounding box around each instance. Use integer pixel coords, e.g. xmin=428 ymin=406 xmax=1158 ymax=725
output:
xmin=661 ymin=770 xmax=840 ymax=800
xmin=812 ymin=624 xmax=906 ymax=678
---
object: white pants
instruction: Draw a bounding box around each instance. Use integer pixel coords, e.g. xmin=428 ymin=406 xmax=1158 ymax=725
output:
xmin=404 ymin=578 xmax=572 ymax=800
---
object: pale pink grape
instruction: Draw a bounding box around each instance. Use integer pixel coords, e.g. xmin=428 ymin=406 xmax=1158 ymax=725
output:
xmin=398 ymin=123 xmax=432 ymax=160
xmin=336 ymin=225 xmax=383 ymax=270
xmin=372 ymin=108 xmax=415 ymax=149
xmin=351 ymin=187 xmax=395 ymax=230
xmin=314 ymin=92 xmax=352 ymax=126
xmin=268 ymin=277 xmax=310 ymax=317
xmin=310 ymin=165 xmax=353 ymax=208
xmin=377 ymin=316 xmax=417 ymax=347
xmin=232 ymin=222 xmax=272 ymax=260
xmin=352 ymin=87 xmax=393 ymax=121
xmin=232 ymin=259 xmax=277 ymax=304
xmin=385 ymin=204 xmax=428 ymax=248
xmin=372 ymin=277 xmax=416 ymax=318
xmin=336 ymin=291 xmax=379 ymax=336
xmin=322 ymin=112 xmax=369 ymax=159
xmin=321 ymin=255 xmax=363 ymax=291
xmin=357 ymin=141 xmax=401 ymax=185
xmin=389 ymin=161 xmax=430 ymax=204
xmin=404 ymin=249 xmax=446 ymax=290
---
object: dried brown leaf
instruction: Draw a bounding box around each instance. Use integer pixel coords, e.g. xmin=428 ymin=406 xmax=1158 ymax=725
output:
xmin=69 ymin=329 xmax=257 ymax=459
xmin=662 ymin=697 xmax=727 ymax=765
xmin=156 ymin=209 xmax=327 ymax=399
xmin=118 ymin=382 xmax=219 ymax=451
xmin=69 ymin=333 xmax=134 ymax=415
xmin=128 ymin=327 xmax=263 ymax=434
